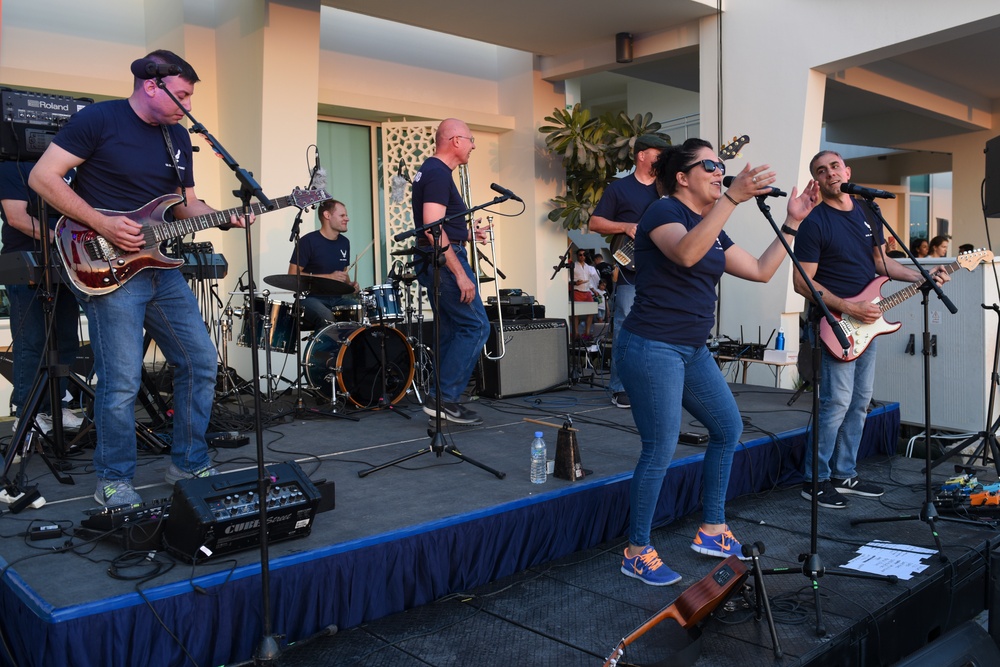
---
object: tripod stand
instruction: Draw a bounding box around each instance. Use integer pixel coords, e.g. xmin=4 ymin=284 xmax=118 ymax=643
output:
xmin=359 ymin=198 xmax=507 ymax=480
xmin=551 ymin=245 xmax=590 ymax=385
xmin=750 ymin=194 xmax=896 ymax=637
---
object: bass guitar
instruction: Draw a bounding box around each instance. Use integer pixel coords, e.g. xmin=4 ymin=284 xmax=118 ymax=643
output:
xmin=609 ymin=134 xmax=749 ymax=272
xmin=603 ymin=555 xmax=748 ymax=667
xmin=819 ymin=249 xmax=993 ymax=361
xmin=55 ymin=187 xmax=331 ymax=296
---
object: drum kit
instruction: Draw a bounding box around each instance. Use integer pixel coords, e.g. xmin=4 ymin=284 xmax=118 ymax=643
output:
xmin=225 ymin=267 xmax=431 ymax=412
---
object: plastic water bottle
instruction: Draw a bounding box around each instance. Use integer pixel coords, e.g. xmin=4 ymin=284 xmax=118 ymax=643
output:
xmin=775 ymin=327 xmax=785 ymax=351
xmin=530 ymin=432 xmax=547 ymax=484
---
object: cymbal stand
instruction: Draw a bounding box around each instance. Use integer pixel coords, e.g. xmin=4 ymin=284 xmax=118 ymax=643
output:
xmin=401 ymin=274 xmax=432 ymax=401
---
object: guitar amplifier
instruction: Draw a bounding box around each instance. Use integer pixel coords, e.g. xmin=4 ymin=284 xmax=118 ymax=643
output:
xmin=480 ymin=319 xmax=568 ymax=398
xmin=163 ymin=461 xmax=322 ymax=562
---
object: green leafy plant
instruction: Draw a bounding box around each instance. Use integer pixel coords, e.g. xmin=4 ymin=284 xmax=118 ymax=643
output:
xmin=539 ymin=104 xmax=669 ymax=230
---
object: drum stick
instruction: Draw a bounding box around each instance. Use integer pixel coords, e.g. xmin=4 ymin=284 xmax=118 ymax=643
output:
xmin=346 ymin=239 xmax=375 ymax=282
xmin=523 ymin=417 xmax=579 ymax=432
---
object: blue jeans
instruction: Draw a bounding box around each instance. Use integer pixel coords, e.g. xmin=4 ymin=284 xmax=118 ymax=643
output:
xmin=74 ymin=270 xmax=216 ymax=480
xmin=805 ymin=340 xmax=878 ymax=482
xmin=616 ymin=329 xmax=743 ymax=547
xmin=416 ymin=245 xmax=490 ymax=404
xmin=7 ymin=282 xmax=80 ymax=415
xmin=609 ymin=281 xmax=635 ymax=393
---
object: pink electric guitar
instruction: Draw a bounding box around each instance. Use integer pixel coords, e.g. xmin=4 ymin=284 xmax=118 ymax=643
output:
xmin=819 ymin=249 xmax=993 ymax=361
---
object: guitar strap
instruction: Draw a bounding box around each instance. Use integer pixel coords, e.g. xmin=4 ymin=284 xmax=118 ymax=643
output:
xmin=160 ymin=125 xmax=188 ymax=208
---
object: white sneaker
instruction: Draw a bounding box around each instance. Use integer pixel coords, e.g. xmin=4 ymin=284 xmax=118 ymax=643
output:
xmin=60 ymin=408 xmax=84 ymax=430
xmin=32 ymin=409 xmax=83 ymax=434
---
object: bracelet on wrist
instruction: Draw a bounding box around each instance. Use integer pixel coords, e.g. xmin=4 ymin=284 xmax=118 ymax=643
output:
xmin=723 ymin=192 xmax=738 ymax=206
xmin=781 ymin=224 xmax=798 ymax=237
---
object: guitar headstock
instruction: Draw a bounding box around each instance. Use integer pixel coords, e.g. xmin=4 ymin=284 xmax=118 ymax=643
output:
xmin=958 ymin=248 xmax=994 ymax=271
xmin=719 ymin=134 xmax=750 ymax=162
xmin=289 ymin=186 xmax=333 ymax=210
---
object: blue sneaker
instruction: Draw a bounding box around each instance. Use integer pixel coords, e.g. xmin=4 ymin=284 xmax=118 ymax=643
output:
xmin=691 ymin=527 xmax=749 ymax=560
xmin=620 ymin=546 xmax=682 ymax=586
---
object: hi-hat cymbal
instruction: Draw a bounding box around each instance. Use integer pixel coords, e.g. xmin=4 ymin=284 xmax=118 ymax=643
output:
xmin=263 ymin=274 xmax=354 ymax=295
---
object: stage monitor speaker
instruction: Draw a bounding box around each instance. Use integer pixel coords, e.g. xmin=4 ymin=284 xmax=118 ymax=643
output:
xmin=480 ymin=319 xmax=568 ymax=398
xmin=893 ymin=620 xmax=1000 ymax=666
xmin=985 ymin=134 xmax=1000 ymax=217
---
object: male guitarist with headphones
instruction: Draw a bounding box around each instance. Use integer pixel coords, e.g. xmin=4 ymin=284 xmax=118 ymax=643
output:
xmin=29 ymin=50 xmax=253 ymax=507
xmin=793 ymin=150 xmax=948 ymax=509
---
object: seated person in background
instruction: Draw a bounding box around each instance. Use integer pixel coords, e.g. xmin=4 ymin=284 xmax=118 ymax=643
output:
xmin=568 ymin=248 xmax=598 ymax=341
xmin=910 ymin=237 xmax=929 ymax=258
xmin=288 ymin=199 xmax=360 ymax=329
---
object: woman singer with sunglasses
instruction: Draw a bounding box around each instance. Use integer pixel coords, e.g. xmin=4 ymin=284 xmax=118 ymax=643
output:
xmin=615 ymin=138 xmax=820 ymax=585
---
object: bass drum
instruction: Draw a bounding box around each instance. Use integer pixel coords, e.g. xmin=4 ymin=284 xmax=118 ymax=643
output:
xmin=303 ymin=324 xmax=414 ymax=408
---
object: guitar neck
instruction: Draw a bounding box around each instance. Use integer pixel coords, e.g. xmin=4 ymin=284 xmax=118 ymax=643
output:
xmin=878 ymin=261 xmax=961 ymax=313
xmin=146 ymin=196 xmax=288 ymax=244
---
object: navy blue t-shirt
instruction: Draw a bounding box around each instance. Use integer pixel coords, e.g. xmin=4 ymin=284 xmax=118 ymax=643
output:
xmin=0 ymin=161 xmax=74 ymax=254
xmin=53 ymin=99 xmax=195 ymax=212
xmin=592 ymin=173 xmax=659 ymax=283
xmin=794 ymin=200 xmax=882 ymax=299
xmin=624 ymin=197 xmax=734 ymax=346
xmin=411 ymin=157 xmax=468 ymax=245
xmin=291 ymin=230 xmax=350 ymax=274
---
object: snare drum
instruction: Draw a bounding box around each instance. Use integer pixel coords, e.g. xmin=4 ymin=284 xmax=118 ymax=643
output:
xmin=237 ymin=297 xmax=296 ymax=354
xmin=363 ymin=284 xmax=403 ymax=322
xmin=303 ymin=323 xmax=414 ymax=408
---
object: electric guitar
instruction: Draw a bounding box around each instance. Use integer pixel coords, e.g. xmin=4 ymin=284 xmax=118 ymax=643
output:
xmin=55 ymin=187 xmax=331 ymax=296
xmin=819 ymin=249 xmax=993 ymax=361
xmin=609 ymin=134 xmax=750 ymax=272
xmin=603 ymin=555 xmax=748 ymax=667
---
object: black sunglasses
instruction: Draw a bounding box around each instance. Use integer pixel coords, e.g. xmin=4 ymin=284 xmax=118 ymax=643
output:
xmin=682 ymin=159 xmax=726 ymax=175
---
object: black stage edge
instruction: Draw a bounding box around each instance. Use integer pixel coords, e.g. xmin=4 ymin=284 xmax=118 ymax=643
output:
xmin=0 ymin=385 xmax=994 ymax=666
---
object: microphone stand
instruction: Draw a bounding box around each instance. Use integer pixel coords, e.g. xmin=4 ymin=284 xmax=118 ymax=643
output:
xmin=749 ymin=195 xmax=896 ymax=639
xmin=849 ymin=197 xmax=984 ymax=542
xmin=154 ymin=77 xmax=283 ymax=665
xmin=550 ymin=246 xmax=581 ymax=384
xmin=358 ymin=197 xmax=507 ymax=480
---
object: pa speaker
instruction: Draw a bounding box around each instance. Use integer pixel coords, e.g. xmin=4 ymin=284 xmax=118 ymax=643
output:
xmin=893 ymin=620 xmax=1000 ymax=666
xmin=985 ymin=135 xmax=1000 ymax=217
xmin=480 ymin=319 xmax=568 ymax=398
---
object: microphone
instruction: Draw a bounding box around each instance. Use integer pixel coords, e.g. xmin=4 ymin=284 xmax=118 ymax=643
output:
xmin=840 ymin=182 xmax=896 ymax=199
xmin=723 ymin=176 xmax=786 ymax=197
xmin=130 ymin=58 xmax=182 ymax=80
xmin=490 ymin=183 xmax=523 ymax=203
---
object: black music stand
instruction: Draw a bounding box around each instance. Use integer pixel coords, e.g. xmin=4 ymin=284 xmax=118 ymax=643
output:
xmin=359 ymin=197 xmax=507 ymax=480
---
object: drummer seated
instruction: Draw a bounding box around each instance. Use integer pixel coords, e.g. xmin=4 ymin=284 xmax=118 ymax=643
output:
xmin=286 ymin=266 xmax=360 ymax=330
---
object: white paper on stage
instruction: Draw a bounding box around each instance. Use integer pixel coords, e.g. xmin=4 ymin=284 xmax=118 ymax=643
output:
xmin=839 ymin=540 xmax=938 ymax=581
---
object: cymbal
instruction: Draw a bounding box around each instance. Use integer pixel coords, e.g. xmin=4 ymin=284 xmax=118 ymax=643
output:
xmin=263 ymin=274 xmax=354 ymax=295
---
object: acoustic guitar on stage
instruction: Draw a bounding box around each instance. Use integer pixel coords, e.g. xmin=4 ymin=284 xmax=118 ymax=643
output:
xmin=55 ymin=186 xmax=331 ymax=296
xmin=603 ymin=555 xmax=748 ymax=667
xmin=609 ymin=134 xmax=749 ymax=272
xmin=819 ymin=249 xmax=993 ymax=362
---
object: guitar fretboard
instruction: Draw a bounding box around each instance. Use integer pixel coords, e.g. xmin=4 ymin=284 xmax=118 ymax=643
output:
xmin=141 ymin=196 xmax=291 ymax=245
